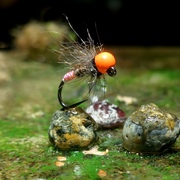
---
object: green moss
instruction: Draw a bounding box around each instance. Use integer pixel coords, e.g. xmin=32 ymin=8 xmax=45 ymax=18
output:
xmin=0 ymin=47 xmax=180 ymax=179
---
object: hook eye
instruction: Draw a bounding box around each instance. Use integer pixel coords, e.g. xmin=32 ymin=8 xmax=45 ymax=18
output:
xmin=58 ymin=80 xmax=88 ymax=110
xmin=107 ymin=67 xmax=116 ymax=77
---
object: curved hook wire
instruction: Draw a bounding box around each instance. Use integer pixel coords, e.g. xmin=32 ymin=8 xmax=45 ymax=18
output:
xmin=58 ymin=80 xmax=88 ymax=110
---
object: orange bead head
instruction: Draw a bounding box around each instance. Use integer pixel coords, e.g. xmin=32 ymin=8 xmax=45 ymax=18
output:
xmin=94 ymin=52 xmax=116 ymax=75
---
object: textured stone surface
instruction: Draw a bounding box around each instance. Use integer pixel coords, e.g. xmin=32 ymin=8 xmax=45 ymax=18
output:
xmin=49 ymin=107 xmax=98 ymax=150
xmin=86 ymin=100 xmax=126 ymax=129
xmin=122 ymin=103 xmax=180 ymax=154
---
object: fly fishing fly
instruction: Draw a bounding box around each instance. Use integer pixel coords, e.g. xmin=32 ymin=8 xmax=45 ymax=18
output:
xmin=54 ymin=16 xmax=117 ymax=110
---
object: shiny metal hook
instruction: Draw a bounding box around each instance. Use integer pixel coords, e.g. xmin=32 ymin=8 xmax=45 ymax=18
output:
xmin=58 ymin=80 xmax=88 ymax=110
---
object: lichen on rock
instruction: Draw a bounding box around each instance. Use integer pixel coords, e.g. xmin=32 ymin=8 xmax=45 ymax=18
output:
xmin=122 ymin=103 xmax=180 ymax=154
xmin=49 ymin=107 xmax=98 ymax=150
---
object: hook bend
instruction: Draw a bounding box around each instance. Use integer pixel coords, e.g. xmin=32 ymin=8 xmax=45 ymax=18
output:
xmin=58 ymin=80 xmax=88 ymax=110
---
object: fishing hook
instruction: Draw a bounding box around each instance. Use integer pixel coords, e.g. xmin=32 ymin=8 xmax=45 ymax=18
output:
xmin=58 ymin=80 xmax=88 ymax=110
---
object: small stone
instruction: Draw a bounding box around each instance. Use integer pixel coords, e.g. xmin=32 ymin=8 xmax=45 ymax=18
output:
xmin=48 ymin=107 xmax=98 ymax=150
xmin=122 ymin=103 xmax=180 ymax=154
xmin=86 ymin=100 xmax=126 ymax=129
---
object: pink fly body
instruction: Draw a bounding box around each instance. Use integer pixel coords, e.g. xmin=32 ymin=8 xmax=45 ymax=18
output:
xmin=62 ymin=70 xmax=75 ymax=82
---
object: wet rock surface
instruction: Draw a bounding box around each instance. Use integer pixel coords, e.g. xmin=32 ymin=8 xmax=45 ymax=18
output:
xmin=86 ymin=100 xmax=126 ymax=129
xmin=122 ymin=103 xmax=180 ymax=154
xmin=49 ymin=107 xmax=98 ymax=150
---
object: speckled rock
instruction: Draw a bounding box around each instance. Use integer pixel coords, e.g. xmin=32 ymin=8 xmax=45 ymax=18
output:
xmin=86 ymin=100 xmax=126 ymax=129
xmin=122 ymin=103 xmax=180 ymax=154
xmin=48 ymin=107 xmax=98 ymax=150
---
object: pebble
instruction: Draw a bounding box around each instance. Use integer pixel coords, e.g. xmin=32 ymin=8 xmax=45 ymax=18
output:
xmin=86 ymin=100 xmax=126 ymax=129
xmin=122 ymin=103 xmax=180 ymax=154
xmin=48 ymin=107 xmax=98 ymax=150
